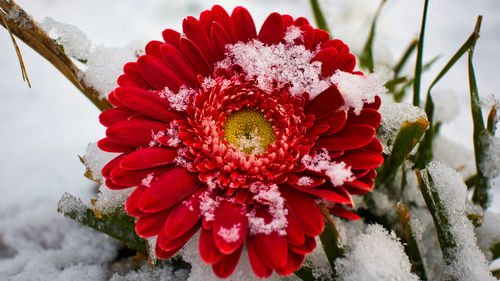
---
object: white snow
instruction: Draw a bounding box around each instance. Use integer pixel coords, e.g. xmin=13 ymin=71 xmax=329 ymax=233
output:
xmin=247 ymin=183 xmax=288 ymax=235
xmin=335 ymin=224 xmax=419 ymax=281
xmin=159 ymin=85 xmax=197 ymax=112
xmin=432 ymin=89 xmax=460 ymax=123
xmin=141 ymin=173 xmax=154 ymax=187
xmin=331 ymin=71 xmax=387 ymax=115
xmin=479 ymin=133 xmax=500 ymax=178
xmin=297 ymin=176 xmax=314 ymax=186
xmin=378 ymin=102 xmax=428 ymax=154
xmin=93 ymin=183 xmax=133 ymax=216
xmin=217 ymin=223 xmax=241 ymax=243
xmin=301 ymin=149 xmax=354 ymax=187
xmin=198 ymin=190 xmax=219 ymax=222
xmin=82 ymin=142 xmax=119 ymax=182
xmin=433 ymin=136 xmax=476 ymax=179
xmin=421 ymin=161 xmax=495 ymax=281
xmin=218 ymin=27 xmax=330 ymax=98
xmin=476 ymin=211 xmax=500 ymax=259
xmin=40 ymin=17 xmax=91 ymax=60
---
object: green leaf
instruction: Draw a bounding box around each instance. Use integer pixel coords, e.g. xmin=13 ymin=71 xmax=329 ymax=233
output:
xmin=294 ymin=265 xmax=317 ymax=281
xmin=358 ymin=0 xmax=386 ymax=73
xmin=413 ymin=0 xmax=430 ymax=107
xmin=319 ymin=209 xmax=344 ymax=277
xmin=309 ymin=0 xmax=330 ymax=34
xmin=57 ymin=192 xmax=147 ymax=255
xmin=491 ymin=241 xmax=500 ymax=260
xmin=377 ymin=117 xmax=429 ymax=186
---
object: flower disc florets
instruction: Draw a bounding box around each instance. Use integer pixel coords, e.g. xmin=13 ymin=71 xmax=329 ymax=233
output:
xmin=97 ymin=5 xmax=385 ymax=278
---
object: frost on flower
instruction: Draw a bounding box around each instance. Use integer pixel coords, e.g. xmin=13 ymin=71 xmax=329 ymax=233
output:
xmin=96 ymin=5 xmax=383 ymax=278
xmin=335 ymin=224 xmax=419 ymax=281
xmin=422 ymin=161 xmax=495 ymax=281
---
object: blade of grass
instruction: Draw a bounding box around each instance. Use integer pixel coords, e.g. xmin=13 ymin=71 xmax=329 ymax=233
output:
xmin=309 ymin=0 xmax=330 ymax=34
xmin=394 ymin=39 xmax=418 ymax=79
xmin=394 ymin=56 xmax=440 ymax=102
xmin=413 ymin=0 xmax=430 ymax=107
xmin=294 ymin=266 xmax=317 ymax=281
xmin=358 ymin=0 xmax=386 ymax=73
xmin=319 ymin=208 xmax=344 ymax=275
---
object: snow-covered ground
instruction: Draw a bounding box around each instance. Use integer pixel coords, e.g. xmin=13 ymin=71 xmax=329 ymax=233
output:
xmin=0 ymin=0 xmax=499 ymax=280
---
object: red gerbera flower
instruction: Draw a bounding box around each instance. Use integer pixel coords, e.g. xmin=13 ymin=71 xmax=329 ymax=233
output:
xmin=98 ymin=5 xmax=383 ymax=278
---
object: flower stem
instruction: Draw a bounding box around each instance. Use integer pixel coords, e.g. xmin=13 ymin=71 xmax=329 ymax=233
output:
xmin=309 ymin=0 xmax=330 ymax=34
xmin=0 ymin=0 xmax=112 ymax=111
xmin=359 ymin=0 xmax=386 ymax=73
xmin=413 ymin=0 xmax=430 ymax=107
xmin=319 ymin=208 xmax=344 ymax=275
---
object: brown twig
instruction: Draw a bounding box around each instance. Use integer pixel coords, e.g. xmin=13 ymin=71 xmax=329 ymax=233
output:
xmin=0 ymin=0 xmax=112 ymax=111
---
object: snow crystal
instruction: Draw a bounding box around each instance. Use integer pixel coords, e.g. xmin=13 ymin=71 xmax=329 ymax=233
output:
xmin=199 ymin=191 xmax=219 ymax=222
xmin=378 ymin=102 xmax=427 ymax=154
xmin=476 ymin=211 xmax=500 ymax=259
xmin=159 ymin=85 xmax=197 ymax=112
xmin=84 ymin=41 xmax=144 ymax=99
xmin=229 ymin=128 xmax=265 ymax=155
xmin=141 ymin=173 xmax=154 ymax=187
xmin=247 ymin=184 xmax=288 ymax=235
xmin=422 ymin=161 xmax=495 ymax=281
xmin=335 ymin=224 xmax=419 ymax=281
xmin=83 ymin=142 xmax=119 ymax=182
xmin=201 ymin=77 xmax=217 ymax=91
xmin=301 ymin=149 xmax=354 ymax=186
xmin=479 ymin=133 xmax=500 ymax=178
xmin=40 ymin=17 xmax=91 ymax=60
xmin=149 ymin=130 xmax=165 ymax=147
xmin=432 ymin=89 xmax=459 ymax=123
xmin=283 ymin=25 xmax=303 ymax=44
xmin=93 ymin=183 xmax=133 ymax=216
xmin=297 ymin=176 xmax=314 ymax=186
xmin=331 ymin=71 xmax=387 ymax=115
xmin=218 ymin=27 xmax=330 ymax=98
xmin=217 ymin=223 xmax=241 ymax=243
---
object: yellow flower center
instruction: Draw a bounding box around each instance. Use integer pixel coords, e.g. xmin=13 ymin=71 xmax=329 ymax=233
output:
xmin=223 ymin=109 xmax=276 ymax=155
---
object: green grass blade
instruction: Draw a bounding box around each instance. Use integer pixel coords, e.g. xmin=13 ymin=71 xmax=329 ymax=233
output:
xmin=294 ymin=266 xmax=317 ymax=281
xmin=394 ymin=39 xmax=418 ymax=79
xmin=359 ymin=0 xmax=386 ymax=73
xmin=413 ymin=0 xmax=430 ymax=107
xmin=309 ymin=0 xmax=330 ymax=34
xmin=319 ymin=209 xmax=344 ymax=276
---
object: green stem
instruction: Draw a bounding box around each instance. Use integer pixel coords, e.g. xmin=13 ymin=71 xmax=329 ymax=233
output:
xmin=319 ymin=208 xmax=344 ymax=276
xmin=413 ymin=0 xmax=430 ymax=106
xmin=359 ymin=0 xmax=386 ymax=73
xmin=309 ymin=0 xmax=330 ymax=34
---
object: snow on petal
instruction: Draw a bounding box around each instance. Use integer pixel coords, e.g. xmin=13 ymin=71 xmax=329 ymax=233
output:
xmin=301 ymin=149 xmax=354 ymax=186
xmin=247 ymin=183 xmax=288 ymax=235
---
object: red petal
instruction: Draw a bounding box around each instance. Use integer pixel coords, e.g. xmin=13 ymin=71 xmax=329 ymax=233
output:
xmin=199 ymin=10 xmax=213 ymax=35
xmin=212 ymin=246 xmax=243 ymax=278
xmin=330 ymin=205 xmax=360 ymax=220
xmin=211 ymin=22 xmax=232 ymax=62
xmin=102 ymin=154 xmax=126 ymax=179
xmin=252 ymin=232 xmax=288 ymax=269
xmin=136 ymin=55 xmax=185 ymax=91
xmin=155 ymin=241 xmax=183 ymax=259
xmin=211 ymin=5 xmax=237 ymax=43
xmin=123 ymin=62 xmax=151 ymax=90
xmin=120 ymin=147 xmax=177 ymax=170
xmin=125 ymin=186 xmax=147 ymax=217
xmin=343 ymin=180 xmax=373 ymax=195
xmin=336 ymin=150 xmax=384 ymax=169
xmin=318 ymin=110 xmax=347 ymax=136
xmin=158 ymin=221 xmax=201 ymax=251
xmin=286 ymin=210 xmax=306 ymax=246
xmin=258 ymin=13 xmax=283 ymax=45
xmin=110 ymin=166 xmax=166 ymax=187
xmin=162 ymin=29 xmax=180 ymax=49
xmin=281 ymin=14 xmax=294 ymax=28
xmin=312 ymin=47 xmax=339 ymax=77
xmin=316 ymin=124 xmax=375 ymax=151
xmin=281 ymin=186 xmax=324 ymax=236
xmin=289 ymin=235 xmax=316 ymax=255
xmin=114 ymin=87 xmax=183 ymax=121
xmin=199 ymin=228 xmax=225 ymax=264
xmin=139 ymin=167 xmax=201 ymax=212
xmin=159 ymin=44 xmax=197 ymax=87
xmin=347 ymin=108 xmax=381 ymax=128
xmin=293 ymin=184 xmax=352 ymax=204
xmin=338 ymin=53 xmax=356 ymax=72
xmin=99 ymin=108 xmax=133 ymax=127
xmin=362 ymin=138 xmax=383 ymax=154
xmin=162 ymin=187 xmax=205 ymax=239
xmin=247 ymin=236 xmax=273 ymax=278
xmin=179 ymin=37 xmax=212 ymax=77
xmin=97 ymin=138 xmax=134 ymax=153
xmin=183 ymin=16 xmax=215 ymax=65
xmin=105 ymin=178 xmax=130 ymax=190
xmin=213 ymin=200 xmax=248 ymax=254
xmin=117 ymin=74 xmax=135 ymax=88
xmin=231 ymin=6 xmax=257 ymax=42
xmin=312 ymin=29 xmax=330 ymax=49
xmin=135 ymin=208 xmax=170 ymax=238
xmin=364 ymin=95 xmax=381 ymax=110
xmin=296 ymin=24 xmax=314 ymax=50
xmin=294 ymin=17 xmax=309 ymax=26
xmin=106 ymin=118 xmax=170 ymax=148
xmin=276 ymin=249 xmax=305 ymax=276
xmin=145 ymin=40 xmax=163 ymax=57
xmin=305 ymin=86 xmax=344 ymax=119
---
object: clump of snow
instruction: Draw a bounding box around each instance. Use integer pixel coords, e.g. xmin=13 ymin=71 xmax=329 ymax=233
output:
xmin=421 ymin=161 xmax=495 ymax=281
xmin=297 ymin=176 xmax=314 ymax=186
xmin=166 ymin=120 xmax=181 ymax=147
xmin=218 ymin=27 xmax=330 ymax=98
xmin=110 ymin=262 xmax=189 ymax=281
xmin=141 ymin=173 xmax=154 ymax=187
xmin=198 ymin=190 xmax=219 ymax=222
xmin=40 ymin=17 xmax=91 ymax=60
xmin=305 ymin=237 xmax=333 ymax=280
xmin=229 ymin=128 xmax=265 ymax=155
xmin=479 ymin=133 xmax=500 ymax=178
xmin=247 ymin=183 xmax=288 ymax=235
xmin=83 ymin=41 xmax=144 ymax=99
xmin=433 ymin=136 xmax=475 ymax=179
xmin=335 ymin=224 xmax=419 ymax=281
xmin=93 ymin=184 xmax=133 ymax=216
xmin=476 ymin=211 xmax=500 ymax=259
xmin=149 ymin=130 xmax=165 ymax=147
xmin=378 ymin=103 xmax=428 ymax=154
xmin=159 ymin=85 xmax=197 ymax=112
xmin=83 ymin=142 xmax=119 ymax=182
xmin=330 ymin=71 xmax=387 ymax=115
xmin=301 ymin=149 xmax=354 ymax=186
xmin=217 ymin=223 xmax=241 ymax=243
xmin=432 ymin=89 xmax=459 ymax=123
